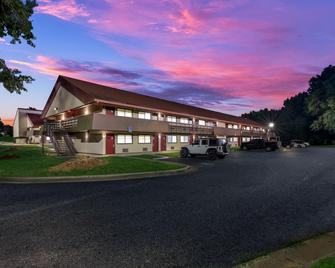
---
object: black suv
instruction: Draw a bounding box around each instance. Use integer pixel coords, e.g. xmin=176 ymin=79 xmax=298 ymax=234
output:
xmin=240 ymin=138 xmax=278 ymax=151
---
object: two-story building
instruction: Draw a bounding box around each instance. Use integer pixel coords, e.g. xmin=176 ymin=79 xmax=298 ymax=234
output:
xmin=13 ymin=107 xmax=44 ymax=144
xmin=41 ymin=76 xmax=267 ymax=155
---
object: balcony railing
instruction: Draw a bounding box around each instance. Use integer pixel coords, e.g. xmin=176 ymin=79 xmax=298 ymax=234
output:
xmin=168 ymin=122 xmax=214 ymax=135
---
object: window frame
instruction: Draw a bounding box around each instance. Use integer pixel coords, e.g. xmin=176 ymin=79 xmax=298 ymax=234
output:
xmin=138 ymin=111 xmax=151 ymax=120
xmin=198 ymin=119 xmax=206 ymax=126
xmin=116 ymin=108 xmax=132 ymax=118
xmin=180 ymin=135 xmax=189 ymax=143
xmin=116 ymin=134 xmax=133 ymax=144
xmin=167 ymin=116 xmax=177 ymax=123
xmin=167 ymin=135 xmax=177 ymax=143
xmin=138 ymin=135 xmax=151 ymax=144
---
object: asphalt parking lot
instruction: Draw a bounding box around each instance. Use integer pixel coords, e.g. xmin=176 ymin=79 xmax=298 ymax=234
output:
xmin=0 ymin=147 xmax=334 ymax=267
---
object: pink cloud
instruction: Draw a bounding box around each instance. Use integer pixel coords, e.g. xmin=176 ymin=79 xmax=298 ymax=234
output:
xmin=36 ymin=0 xmax=90 ymax=21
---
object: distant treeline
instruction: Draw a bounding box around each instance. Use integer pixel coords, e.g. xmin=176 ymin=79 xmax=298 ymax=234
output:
xmin=243 ymin=65 xmax=335 ymax=145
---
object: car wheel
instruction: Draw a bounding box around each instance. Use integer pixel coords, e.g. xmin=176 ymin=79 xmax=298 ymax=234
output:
xmin=180 ymin=148 xmax=189 ymax=158
xmin=207 ymin=150 xmax=217 ymax=160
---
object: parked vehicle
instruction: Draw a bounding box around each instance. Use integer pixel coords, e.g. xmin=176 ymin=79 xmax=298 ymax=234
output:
xmin=290 ymin=140 xmax=308 ymax=148
xmin=240 ymin=138 xmax=278 ymax=151
xmin=180 ymin=138 xmax=228 ymax=160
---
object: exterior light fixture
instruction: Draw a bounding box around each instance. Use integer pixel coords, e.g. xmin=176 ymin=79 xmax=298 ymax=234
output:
xmin=269 ymin=122 xmax=275 ymax=128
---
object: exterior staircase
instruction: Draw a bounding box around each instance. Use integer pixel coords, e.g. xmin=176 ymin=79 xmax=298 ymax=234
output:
xmin=44 ymin=121 xmax=77 ymax=156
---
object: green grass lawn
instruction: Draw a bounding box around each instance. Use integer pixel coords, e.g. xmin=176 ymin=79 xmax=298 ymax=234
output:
xmin=130 ymin=151 xmax=181 ymax=159
xmin=0 ymin=136 xmax=13 ymax=142
xmin=310 ymin=256 xmax=335 ymax=268
xmin=0 ymin=145 xmax=184 ymax=177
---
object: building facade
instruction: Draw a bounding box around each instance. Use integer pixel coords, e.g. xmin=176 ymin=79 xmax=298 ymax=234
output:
xmin=41 ymin=76 xmax=267 ymax=155
xmin=13 ymin=108 xmax=43 ymax=144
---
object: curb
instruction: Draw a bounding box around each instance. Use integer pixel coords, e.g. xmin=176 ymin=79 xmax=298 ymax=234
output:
xmin=0 ymin=165 xmax=194 ymax=184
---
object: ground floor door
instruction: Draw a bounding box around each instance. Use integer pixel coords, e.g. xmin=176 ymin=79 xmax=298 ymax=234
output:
xmin=160 ymin=134 xmax=167 ymax=151
xmin=106 ymin=134 xmax=115 ymax=154
xmin=152 ymin=134 xmax=159 ymax=152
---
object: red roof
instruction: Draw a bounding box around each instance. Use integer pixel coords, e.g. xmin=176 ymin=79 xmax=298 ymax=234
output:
xmin=42 ymin=75 xmax=264 ymax=127
xmin=27 ymin=113 xmax=43 ymax=127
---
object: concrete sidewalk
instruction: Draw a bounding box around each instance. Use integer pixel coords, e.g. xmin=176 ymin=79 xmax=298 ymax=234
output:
xmin=236 ymin=232 xmax=335 ymax=268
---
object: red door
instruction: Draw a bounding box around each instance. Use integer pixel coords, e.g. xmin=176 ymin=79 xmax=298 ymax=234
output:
xmin=160 ymin=134 xmax=167 ymax=151
xmin=106 ymin=108 xmax=114 ymax=116
xmin=152 ymin=134 xmax=159 ymax=152
xmin=106 ymin=134 xmax=115 ymax=154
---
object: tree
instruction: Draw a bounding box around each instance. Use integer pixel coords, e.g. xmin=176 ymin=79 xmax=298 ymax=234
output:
xmin=306 ymin=65 xmax=335 ymax=132
xmin=0 ymin=118 xmax=4 ymax=131
xmin=0 ymin=0 xmax=38 ymax=93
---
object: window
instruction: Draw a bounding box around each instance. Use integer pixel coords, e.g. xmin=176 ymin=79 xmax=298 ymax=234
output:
xmin=180 ymin=118 xmax=190 ymax=124
xmin=201 ymin=139 xmax=209 ymax=145
xmin=116 ymin=108 xmax=132 ymax=118
xmin=242 ymin=137 xmax=251 ymax=142
xmin=242 ymin=126 xmax=251 ymax=130
xmin=228 ymin=137 xmax=239 ymax=142
xmin=167 ymin=135 xmax=177 ymax=143
xmin=233 ymin=124 xmax=239 ymax=129
xmin=138 ymin=112 xmax=151 ymax=120
xmin=209 ymin=139 xmax=218 ymax=146
xmin=227 ymin=124 xmax=233 ymax=129
xmin=117 ymin=134 xmax=132 ymax=144
xmin=206 ymin=121 xmax=215 ymax=127
xmin=167 ymin=116 xmax=177 ymax=123
xmin=180 ymin=135 xmax=189 ymax=143
xmin=138 ymin=135 xmax=151 ymax=144
xmin=198 ymin=120 xmax=206 ymax=126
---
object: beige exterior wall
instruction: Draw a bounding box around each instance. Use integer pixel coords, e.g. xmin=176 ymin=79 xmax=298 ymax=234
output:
xmin=73 ymin=137 xmax=106 ymax=155
xmin=46 ymin=86 xmax=84 ymax=117
xmin=166 ymin=135 xmax=189 ymax=151
xmin=115 ymin=135 xmax=153 ymax=154
xmin=13 ymin=109 xmax=42 ymax=139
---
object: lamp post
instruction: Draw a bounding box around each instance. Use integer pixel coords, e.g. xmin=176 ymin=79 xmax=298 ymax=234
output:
xmin=269 ymin=122 xmax=275 ymax=128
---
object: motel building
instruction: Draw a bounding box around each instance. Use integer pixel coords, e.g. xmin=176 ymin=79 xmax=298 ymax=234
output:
xmin=39 ymin=76 xmax=267 ymax=155
xmin=13 ymin=107 xmax=44 ymax=144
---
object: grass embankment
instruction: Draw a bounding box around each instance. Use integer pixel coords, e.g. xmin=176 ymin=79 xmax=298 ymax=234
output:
xmin=310 ymin=256 xmax=335 ymax=268
xmin=0 ymin=136 xmax=13 ymax=142
xmin=0 ymin=145 xmax=184 ymax=177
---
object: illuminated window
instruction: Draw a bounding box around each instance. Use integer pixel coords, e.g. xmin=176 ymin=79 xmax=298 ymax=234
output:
xmin=180 ymin=118 xmax=190 ymax=124
xmin=167 ymin=135 xmax=177 ymax=143
xmin=117 ymin=134 xmax=132 ymax=144
xmin=116 ymin=108 xmax=132 ymax=118
xmin=233 ymin=124 xmax=239 ymax=129
xmin=242 ymin=137 xmax=251 ymax=142
xmin=180 ymin=136 xmax=189 ymax=143
xmin=167 ymin=116 xmax=177 ymax=122
xmin=138 ymin=112 xmax=151 ymax=120
xmin=138 ymin=135 xmax=151 ymax=144
xmin=198 ymin=120 xmax=206 ymax=126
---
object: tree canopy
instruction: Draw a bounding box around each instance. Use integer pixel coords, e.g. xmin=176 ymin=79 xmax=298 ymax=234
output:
xmin=0 ymin=0 xmax=37 ymax=93
xmin=307 ymin=65 xmax=335 ymax=132
xmin=243 ymin=65 xmax=335 ymax=145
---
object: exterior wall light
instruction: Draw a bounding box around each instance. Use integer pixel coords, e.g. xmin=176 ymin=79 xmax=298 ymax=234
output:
xmin=269 ymin=122 xmax=275 ymax=128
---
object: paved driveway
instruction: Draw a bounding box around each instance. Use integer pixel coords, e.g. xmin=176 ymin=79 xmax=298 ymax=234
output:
xmin=0 ymin=147 xmax=334 ymax=267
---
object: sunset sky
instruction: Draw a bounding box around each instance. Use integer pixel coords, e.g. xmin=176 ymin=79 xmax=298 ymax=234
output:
xmin=1 ymin=0 xmax=335 ymax=125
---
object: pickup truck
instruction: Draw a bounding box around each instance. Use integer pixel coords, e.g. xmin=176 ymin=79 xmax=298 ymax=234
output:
xmin=240 ymin=138 xmax=278 ymax=151
xmin=180 ymin=138 xmax=229 ymax=160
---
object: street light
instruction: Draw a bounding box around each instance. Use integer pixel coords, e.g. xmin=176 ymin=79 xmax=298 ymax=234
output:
xmin=269 ymin=122 xmax=275 ymax=128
